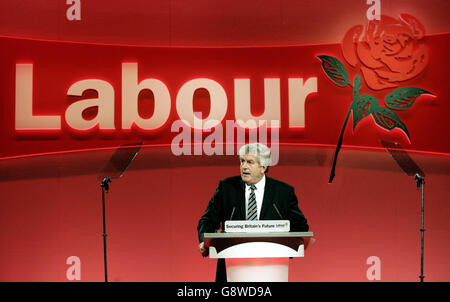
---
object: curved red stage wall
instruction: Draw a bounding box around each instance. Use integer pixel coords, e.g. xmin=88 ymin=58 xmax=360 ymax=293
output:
xmin=0 ymin=146 xmax=449 ymax=281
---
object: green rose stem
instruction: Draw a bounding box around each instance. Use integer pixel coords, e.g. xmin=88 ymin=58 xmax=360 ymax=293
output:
xmin=316 ymin=55 xmax=359 ymax=183
xmin=328 ymin=101 xmax=352 ymax=184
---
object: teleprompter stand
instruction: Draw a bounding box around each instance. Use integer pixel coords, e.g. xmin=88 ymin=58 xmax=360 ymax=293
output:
xmin=380 ymin=140 xmax=426 ymax=282
xmin=97 ymin=142 xmax=143 ymax=282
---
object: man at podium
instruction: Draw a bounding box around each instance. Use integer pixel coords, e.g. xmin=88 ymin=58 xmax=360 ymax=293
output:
xmin=197 ymin=143 xmax=309 ymax=281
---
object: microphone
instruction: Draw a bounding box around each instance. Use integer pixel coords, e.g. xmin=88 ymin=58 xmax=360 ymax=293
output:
xmin=415 ymin=173 xmax=424 ymax=189
xmin=101 ymin=176 xmax=112 ymax=192
xmin=229 ymin=206 xmax=236 ymax=220
xmin=273 ymin=203 xmax=283 ymax=220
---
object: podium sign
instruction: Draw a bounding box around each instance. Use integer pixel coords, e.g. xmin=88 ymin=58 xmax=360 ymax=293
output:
xmin=224 ymin=220 xmax=290 ymax=233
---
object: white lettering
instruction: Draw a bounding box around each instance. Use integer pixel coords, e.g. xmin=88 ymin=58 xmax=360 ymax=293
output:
xmin=15 ymin=64 xmax=61 ymax=130
xmin=14 ymin=63 xmax=318 ymax=138
xmin=122 ymin=63 xmax=171 ymax=130
xmin=66 ymin=80 xmax=115 ymax=130
xmin=176 ymin=78 xmax=227 ymax=129
xmin=288 ymin=77 xmax=317 ymax=127
xmin=177 ymin=286 xmax=211 ymax=299
xmin=235 ymin=79 xmax=280 ymax=128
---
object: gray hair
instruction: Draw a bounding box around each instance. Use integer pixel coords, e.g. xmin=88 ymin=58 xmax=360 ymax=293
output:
xmin=238 ymin=143 xmax=271 ymax=167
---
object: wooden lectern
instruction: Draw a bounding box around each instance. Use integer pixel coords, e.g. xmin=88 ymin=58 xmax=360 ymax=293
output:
xmin=204 ymin=232 xmax=314 ymax=282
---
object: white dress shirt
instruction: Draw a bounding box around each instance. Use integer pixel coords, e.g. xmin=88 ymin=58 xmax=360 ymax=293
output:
xmin=245 ymin=175 xmax=266 ymax=220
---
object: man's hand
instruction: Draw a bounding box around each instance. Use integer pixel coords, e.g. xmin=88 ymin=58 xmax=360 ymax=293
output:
xmin=198 ymin=242 xmax=209 ymax=257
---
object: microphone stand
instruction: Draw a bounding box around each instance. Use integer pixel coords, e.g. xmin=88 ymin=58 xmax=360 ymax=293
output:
xmin=415 ymin=174 xmax=425 ymax=282
xmin=100 ymin=176 xmax=111 ymax=283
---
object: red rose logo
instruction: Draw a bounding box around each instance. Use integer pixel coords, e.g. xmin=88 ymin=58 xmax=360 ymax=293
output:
xmin=342 ymin=14 xmax=429 ymax=90
xmin=317 ymin=14 xmax=434 ymax=183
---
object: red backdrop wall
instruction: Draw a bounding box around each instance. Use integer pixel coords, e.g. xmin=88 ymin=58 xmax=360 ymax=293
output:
xmin=0 ymin=146 xmax=449 ymax=281
xmin=0 ymin=0 xmax=449 ymax=282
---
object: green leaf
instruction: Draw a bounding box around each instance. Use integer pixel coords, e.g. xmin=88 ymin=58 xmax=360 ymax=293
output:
xmin=317 ymin=55 xmax=350 ymax=87
xmin=351 ymin=94 xmax=379 ymax=130
xmin=385 ymin=87 xmax=433 ymax=110
xmin=352 ymin=75 xmax=362 ymax=98
xmin=371 ymin=107 xmax=410 ymax=138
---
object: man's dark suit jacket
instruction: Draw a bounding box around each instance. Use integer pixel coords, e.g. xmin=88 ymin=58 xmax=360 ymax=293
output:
xmin=197 ymin=175 xmax=309 ymax=282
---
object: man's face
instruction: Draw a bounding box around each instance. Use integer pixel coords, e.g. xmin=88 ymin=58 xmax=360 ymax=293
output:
xmin=240 ymin=154 xmax=266 ymax=185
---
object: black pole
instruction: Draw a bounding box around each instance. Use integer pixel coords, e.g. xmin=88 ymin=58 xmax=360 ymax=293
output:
xmin=101 ymin=176 xmax=111 ymax=283
xmin=415 ymin=174 xmax=425 ymax=282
